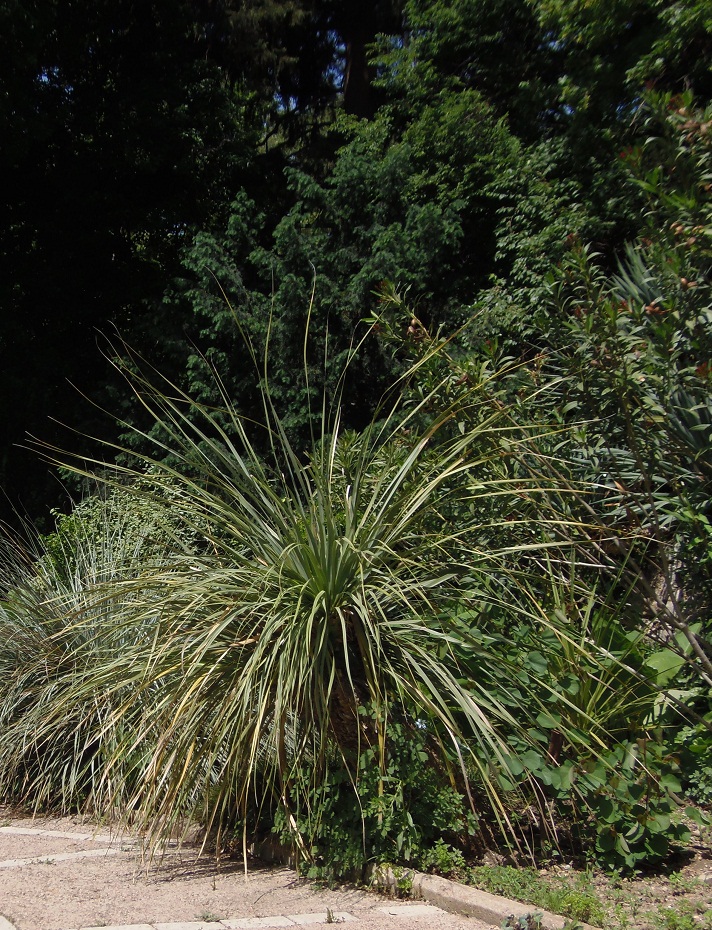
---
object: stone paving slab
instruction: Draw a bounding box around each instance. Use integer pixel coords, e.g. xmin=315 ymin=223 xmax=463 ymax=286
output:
xmin=221 ymin=919 xmax=296 ymax=929
xmin=0 ymin=830 xmax=118 ymax=845
xmin=286 ymin=914 xmax=356 ymax=925
xmin=82 ymin=925 xmax=155 ymax=930
xmin=0 ymin=849 xmax=127 ymax=869
xmin=0 ymin=908 xmax=460 ymax=930
xmin=0 ymin=826 xmax=136 ymax=864
xmin=0 ymin=829 xmax=127 ymax=863
xmin=377 ymin=904 xmax=448 ymax=918
xmin=153 ymin=923 xmax=224 ymax=930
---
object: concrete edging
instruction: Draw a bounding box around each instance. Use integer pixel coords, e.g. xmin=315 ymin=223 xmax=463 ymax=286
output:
xmin=372 ymin=867 xmax=601 ymax=930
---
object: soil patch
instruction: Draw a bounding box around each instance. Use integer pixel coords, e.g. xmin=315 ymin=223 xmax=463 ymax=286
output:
xmin=466 ymin=841 xmax=712 ymax=930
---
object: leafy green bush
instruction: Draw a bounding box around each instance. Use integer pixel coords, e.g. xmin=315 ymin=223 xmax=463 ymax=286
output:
xmin=575 ymin=742 xmax=690 ymax=871
xmin=541 ymin=92 xmax=712 ymax=688
xmin=673 ymin=721 xmax=712 ymax=806
xmin=274 ymin=707 xmax=472 ymax=880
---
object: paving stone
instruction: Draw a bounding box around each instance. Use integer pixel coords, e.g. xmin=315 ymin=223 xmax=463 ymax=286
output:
xmin=221 ymin=920 xmax=295 ymax=929
xmin=0 ymin=916 xmax=18 ymax=930
xmin=286 ymin=913 xmax=356 ymax=925
xmin=377 ymin=904 xmax=447 ymax=917
xmin=81 ymin=925 xmax=155 ymax=930
xmin=0 ymin=848 xmax=127 ymax=868
xmin=0 ymin=827 xmax=119 ymax=843
xmin=153 ymin=922 xmax=225 ymax=930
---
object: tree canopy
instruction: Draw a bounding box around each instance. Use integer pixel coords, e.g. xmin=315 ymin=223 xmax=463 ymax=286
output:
xmin=1 ymin=0 xmax=710 ymax=521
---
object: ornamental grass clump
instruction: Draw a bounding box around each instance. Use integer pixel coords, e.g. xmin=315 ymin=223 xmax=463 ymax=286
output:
xmin=0 ymin=487 xmax=181 ymax=813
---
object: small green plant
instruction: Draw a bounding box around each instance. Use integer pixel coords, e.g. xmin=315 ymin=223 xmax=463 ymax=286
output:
xmin=391 ymin=866 xmax=414 ymax=898
xmin=468 ymin=865 xmax=543 ymax=901
xmin=668 ymin=872 xmax=701 ymax=895
xmin=418 ymin=839 xmax=466 ymax=877
xmin=502 ymin=914 xmax=542 ymax=930
xmin=655 ymin=903 xmax=712 ymax=930
xmin=195 ymin=911 xmax=222 ymax=923
xmin=543 ymin=887 xmax=605 ymax=925
xmin=467 ymin=866 xmax=607 ymax=927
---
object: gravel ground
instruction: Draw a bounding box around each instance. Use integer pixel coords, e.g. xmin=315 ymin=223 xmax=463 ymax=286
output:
xmin=0 ymin=812 xmax=496 ymax=930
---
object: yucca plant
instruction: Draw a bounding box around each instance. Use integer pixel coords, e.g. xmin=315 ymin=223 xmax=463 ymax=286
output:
xmin=21 ymin=315 xmax=621 ymax=868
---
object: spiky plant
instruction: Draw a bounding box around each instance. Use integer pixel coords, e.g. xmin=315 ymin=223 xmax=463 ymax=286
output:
xmin=0 ymin=485 xmax=182 ymax=813
xmin=20 ymin=322 xmax=611 ymax=863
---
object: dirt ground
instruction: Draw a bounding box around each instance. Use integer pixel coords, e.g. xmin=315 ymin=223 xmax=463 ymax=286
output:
xmin=0 ymin=810 xmax=496 ymax=930
xmin=558 ymin=845 xmax=712 ymax=930
xmin=468 ymin=832 xmax=712 ymax=930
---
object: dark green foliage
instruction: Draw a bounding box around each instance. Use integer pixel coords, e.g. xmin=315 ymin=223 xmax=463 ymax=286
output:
xmin=575 ymin=743 xmax=690 ymax=871
xmin=537 ymin=93 xmax=712 ymax=688
xmin=461 ymin=583 xmax=695 ymax=870
xmin=539 ymin=0 xmax=712 ymax=102
xmin=674 ymin=722 xmax=712 ymax=807
xmin=274 ymin=706 xmax=473 ymax=880
xmin=158 ymin=88 xmax=518 ymax=445
xmin=0 ymin=0 xmax=261 ymax=524
xmin=373 ymin=0 xmax=563 ymax=137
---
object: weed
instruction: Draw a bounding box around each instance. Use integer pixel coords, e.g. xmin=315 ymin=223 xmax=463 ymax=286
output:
xmin=655 ymin=903 xmax=712 ymax=930
xmin=502 ymin=914 xmax=542 ymax=930
xmin=467 ymin=865 xmax=606 ymax=926
xmin=468 ymin=865 xmax=542 ymax=902
xmin=547 ymin=888 xmax=605 ymax=924
xmin=391 ymin=866 xmax=414 ymax=897
xmin=195 ymin=911 xmax=222 ymax=922
xmin=418 ymin=839 xmax=466 ymax=877
xmin=668 ymin=872 xmax=701 ymax=895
